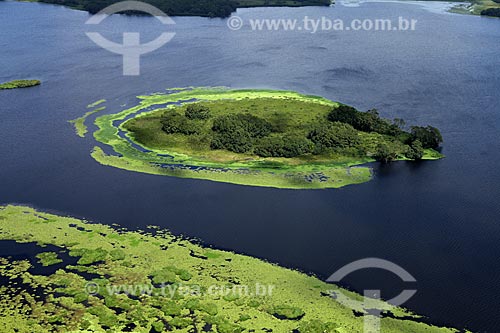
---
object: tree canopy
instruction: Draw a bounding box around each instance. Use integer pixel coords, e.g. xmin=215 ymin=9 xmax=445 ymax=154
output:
xmin=481 ymin=8 xmax=500 ymax=17
xmin=210 ymin=114 xmax=273 ymax=153
xmin=185 ymin=104 xmax=211 ymax=120
xmin=410 ymin=126 xmax=443 ymax=149
xmin=405 ymin=140 xmax=424 ymax=160
xmin=254 ymin=135 xmax=314 ymax=158
xmin=375 ymin=143 xmax=399 ymax=163
xmin=155 ymin=101 xmax=442 ymax=163
xmin=308 ymin=122 xmax=360 ymax=151
xmin=327 ymin=105 xmax=401 ymax=136
xmin=161 ymin=110 xmax=200 ymax=135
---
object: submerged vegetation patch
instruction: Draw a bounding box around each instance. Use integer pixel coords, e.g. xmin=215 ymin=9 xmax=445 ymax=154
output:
xmin=0 ymin=205 xmax=463 ymax=332
xmin=76 ymin=87 xmax=443 ymax=189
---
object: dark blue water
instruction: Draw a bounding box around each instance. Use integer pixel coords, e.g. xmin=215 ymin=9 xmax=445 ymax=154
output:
xmin=1 ymin=1 xmax=499 ymax=331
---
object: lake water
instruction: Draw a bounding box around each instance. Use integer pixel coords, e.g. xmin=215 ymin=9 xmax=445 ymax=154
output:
xmin=1 ymin=1 xmax=499 ymax=331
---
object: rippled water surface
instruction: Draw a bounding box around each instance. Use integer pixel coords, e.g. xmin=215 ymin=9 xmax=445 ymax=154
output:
xmin=1 ymin=1 xmax=499 ymax=331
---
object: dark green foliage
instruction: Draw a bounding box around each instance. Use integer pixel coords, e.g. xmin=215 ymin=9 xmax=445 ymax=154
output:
xmin=36 ymin=0 xmax=330 ymax=18
xmin=185 ymin=104 xmax=211 ymax=120
xmin=211 ymin=114 xmax=273 ymax=153
xmin=396 ymin=131 xmax=413 ymax=145
xmin=481 ymin=8 xmax=500 ymax=16
xmin=212 ymin=114 xmax=273 ymax=138
xmin=269 ymin=112 xmax=291 ymax=132
xmin=405 ymin=140 xmax=424 ymax=160
xmin=327 ymin=105 xmax=360 ymax=125
xmin=161 ymin=110 xmax=200 ymax=135
xmin=410 ymin=126 xmax=443 ymax=149
xmin=308 ymin=122 xmax=360 ymax=150
xmin=393 ymin=118 xmax=406 ymax=130
xmin=375 ymin=143 xmax=399 ymax=163
xmin=327 ymin=106 xmax=400 ymax=135
xmin=138 ymin=98 xmax=442 ymax=162
xmin=39 ymin=0 xmax=237 ymax=17
xmin=254 ymin=135 xmax=314 ymax=158
xmin=211 ymin=129 xmax=253 ymax=153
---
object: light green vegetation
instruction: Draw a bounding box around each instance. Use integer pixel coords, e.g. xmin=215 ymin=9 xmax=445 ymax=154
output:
xmin=36 ymin=252 xmax=63 ymax=266
xmin=0 ymin=79 xmax=40 ymax=89
xmin=0 ymin=205 xmax=464 ymax=332
xmin=87 ymin=99 xmax=106 ymax=109
xmin=69 ymin=106 xmax=106 ymax=138
xmin=83 ymin=88 xmax=442 ymax=189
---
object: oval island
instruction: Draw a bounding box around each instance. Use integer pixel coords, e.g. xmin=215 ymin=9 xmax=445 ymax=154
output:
xmin=82 ymin=88 xmax=443 ymax=189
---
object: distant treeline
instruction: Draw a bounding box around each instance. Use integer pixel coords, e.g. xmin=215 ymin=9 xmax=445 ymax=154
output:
xmin=481 ymin=7 xmax=500 ymax=17
xmin=36 ymin=0 xmax=331 ymax=17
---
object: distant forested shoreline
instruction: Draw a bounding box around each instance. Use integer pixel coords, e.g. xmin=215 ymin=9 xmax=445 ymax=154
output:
xmin=29 ymin=0 xmax=331 ymax=17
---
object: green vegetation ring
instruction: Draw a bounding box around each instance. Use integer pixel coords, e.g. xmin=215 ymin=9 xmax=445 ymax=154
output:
xmin=76 ymin=87 xmax=441 ymax=189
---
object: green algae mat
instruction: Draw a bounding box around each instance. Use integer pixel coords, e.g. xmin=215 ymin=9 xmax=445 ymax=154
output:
xmin=71 ymin=87 xmax=442 ymax=189
xmin=0 ymin=205 xmax=462 ymax=332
